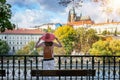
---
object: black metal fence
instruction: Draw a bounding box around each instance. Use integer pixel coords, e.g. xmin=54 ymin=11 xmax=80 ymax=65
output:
xmin=0 ymin=55 xmax=120 ymax=80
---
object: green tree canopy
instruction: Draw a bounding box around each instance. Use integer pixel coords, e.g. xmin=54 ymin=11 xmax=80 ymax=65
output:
xmin=74 ymin=27 xmax=86 ymax=52
xmin=0 ymin=0 xmax=15 ymax=32
xmin=0 ymin=39 xmax=10 ymax=54
xmin=86 ymin=29 xmax=99 ymax=47
xmin=74 ymin=28 xmax=99 ymax=54
xmin=102 ymin=30 xmax=111 ymax=35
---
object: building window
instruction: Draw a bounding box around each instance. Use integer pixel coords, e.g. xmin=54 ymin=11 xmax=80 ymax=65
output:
xmin=17 ymin=37 xmax=19 ymax=39
xmin=5 ymin=36 xmax=7 ymax=39
xmin=13 ymin=47 xmax=15 ymax=51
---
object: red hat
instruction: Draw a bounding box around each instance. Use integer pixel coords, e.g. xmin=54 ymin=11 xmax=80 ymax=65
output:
xmin=41 ymin=33 xmax=55 ymax=42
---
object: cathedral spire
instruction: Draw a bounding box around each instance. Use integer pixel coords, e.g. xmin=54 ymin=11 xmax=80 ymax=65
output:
xmin=68 ymin=7 xmax=76 ymax=23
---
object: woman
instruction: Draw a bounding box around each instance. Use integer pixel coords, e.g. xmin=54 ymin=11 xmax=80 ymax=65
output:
xmin=35 ymin=32 xmax=62 ymax=80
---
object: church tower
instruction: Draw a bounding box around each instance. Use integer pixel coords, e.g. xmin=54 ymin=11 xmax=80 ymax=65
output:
xmin=68 ymin=7 xmax=76 ymax=23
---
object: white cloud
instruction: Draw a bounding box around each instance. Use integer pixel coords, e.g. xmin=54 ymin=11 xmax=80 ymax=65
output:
xmin=8 ymin=0 xmax=120 ymax=28
xmin=11 ymin=9 xmax=48 ymax=28
xmin=7 ymin=0 xmax=67 ymax=28
xmin=10 ymin=7 xmax=67 ymax=28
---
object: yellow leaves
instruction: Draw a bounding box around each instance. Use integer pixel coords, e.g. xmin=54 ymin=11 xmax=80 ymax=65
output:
xmin=89 ymin=48 xmax=100 ymax=55
xmin=89 ymin=39 xmax=120 ymax=55
xmin=92 ymin=40 xmax=108 ymax=50
xmin=109 ymin=39 xmax=120 ymax=52
xmin=54 ymin=25 xmax=76 ymax=55
xmin=54 ymin=25 xmax=75 ymax=40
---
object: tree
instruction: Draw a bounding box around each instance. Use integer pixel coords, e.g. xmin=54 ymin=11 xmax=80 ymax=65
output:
xmin=54 ymin=25 xmax=76 ymax=55
xmin=16 ymin=41 xmax=41 ymax=55
xmin=89 ymin=39 xmax=120 ymax=55
xmin=74 ymin=27 xmax=86 ymax=53
xmin=109 ymin=40 xmax=120 ymax=55
xmin=0 ymin=0 xmax=15 ymax=32
xmin=86 ymin=29 xmax=99 ymax=48
xmin=0 ymin=39 xmax=10 ymax=54
xmin=114 ymin=27 xmax=117 ymax=36
xmin=102 ymin=30 xmax=110 ymax=35
xmin=89 ymin=39 xmax=120 ymax=62
xmin=74 ymin=28 xmax=99 ymax=54
xmin=89 ymin=40 xmax=111 ymax=55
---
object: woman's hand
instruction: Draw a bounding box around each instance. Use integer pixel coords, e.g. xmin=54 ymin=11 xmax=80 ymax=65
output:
xmin=55 ymin=37 xmax=58 ymax=40
xmin=39 ymin=37 xmax=42 ymax=41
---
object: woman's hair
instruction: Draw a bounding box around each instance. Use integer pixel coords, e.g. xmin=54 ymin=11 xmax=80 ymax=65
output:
xmin=44 ymin=42 xmax=53 ymax=46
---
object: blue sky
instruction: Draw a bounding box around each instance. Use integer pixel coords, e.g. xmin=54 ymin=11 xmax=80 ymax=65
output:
xmin=6 ymin=0 xmax=120 ymax=28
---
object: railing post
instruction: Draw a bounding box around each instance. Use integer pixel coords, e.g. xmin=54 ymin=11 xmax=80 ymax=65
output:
xmin=36 ymin=56 xmax=39 ymax=80
xmin=24 ymin=56 xmax=27 ymax=80
xmin=41 ymin=55 xmax=43 ymax=80
xmin=58 ymin=56 xmax=61 ymax=69
xmin=12 ymin=56 xmax=15 ymax=80
xmin=86 ymin=60 xmax=88 ymax=80
xmin=98 ymin=60 xmax=100 ymax=80
xmin=92 ymin=56 xmax=95 ymax=80
xmin=70 ymin=56 xmax=72 ymax=69
xmin=65 ymin=57 xmax=67 ymax=80
xmin=1 ymin=56 xmax=3 ymax=80
xmin=18 ymin=60 xmax=21 ymax=80
xmin=7 ymin=60 xmax=9 ymax=80
xmin=113 ymin=56 xmax=116 ymax=80
xmin=58 ymin=56 xmax=61 ymax=80
xmin=70 ymin=56 xmax=72 ymax=80
xmin=30 ymin=60 xmax=32 ymax=80
xmin=75 ymin=58 xmax=78 ymax=80
xmin=81 ymin=57 xmax=83 ymax=80
xmin=103 ymin=56 xmax=105 ymax=80
xmin=108 ymin=58 xmax=110 ymax=80
xmin=118 ymin=60 xmax=120 ymax=80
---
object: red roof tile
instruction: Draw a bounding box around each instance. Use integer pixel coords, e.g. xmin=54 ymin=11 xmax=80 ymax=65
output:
xmin=0 ymin=28 xmax=45 ymax=35
xmin=67 ymin=20 xmax=94 ymax=26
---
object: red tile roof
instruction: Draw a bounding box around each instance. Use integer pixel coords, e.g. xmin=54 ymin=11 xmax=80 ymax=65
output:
xmin=67 ymin=20 xmax=94 ymax=26
xmin=0 ymin=28 xmax=45 ymax=35
xmin=67 ymin=20 xmax=120 ymax=27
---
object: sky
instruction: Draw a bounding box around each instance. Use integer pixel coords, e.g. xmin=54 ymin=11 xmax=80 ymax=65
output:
xmin=6 ymin=0 xmax=120 ymax=28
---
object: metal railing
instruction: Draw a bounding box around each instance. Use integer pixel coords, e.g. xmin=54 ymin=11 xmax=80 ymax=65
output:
xmin=0 ymin=55 xmax=120 ymax=80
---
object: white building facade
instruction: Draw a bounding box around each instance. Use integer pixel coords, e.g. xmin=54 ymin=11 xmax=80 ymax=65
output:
xmin=90 ymin=22 xmax=120 ymax=34
xmin=71 ymin=22 xmax=120 ymax=34
xmin=0 ymin=28 xmax=44 ymax=54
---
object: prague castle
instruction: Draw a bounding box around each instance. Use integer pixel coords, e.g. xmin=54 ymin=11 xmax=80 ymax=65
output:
xmin=67 ymin=7 xmax=94 ymax=26
xmin=67 ymin=7 xmax=120 ymax=34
